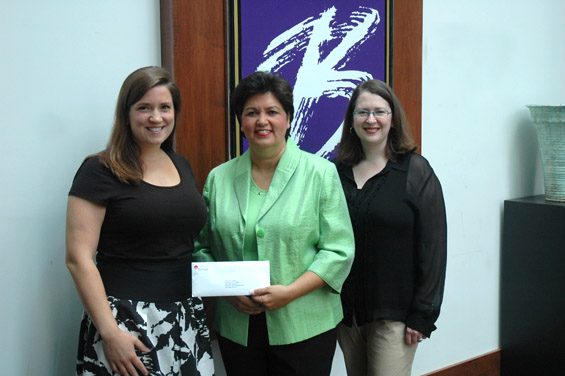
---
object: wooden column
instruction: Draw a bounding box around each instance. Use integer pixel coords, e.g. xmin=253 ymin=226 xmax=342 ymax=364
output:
xmin=392 ymin=0 xmax=423 ymax=150
xmin=161 ymin=0 xmax=228 ymax=189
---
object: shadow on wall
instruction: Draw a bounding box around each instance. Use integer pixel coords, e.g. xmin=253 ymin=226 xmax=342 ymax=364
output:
xmin=509 ymin=109 xmax=541 ymax=199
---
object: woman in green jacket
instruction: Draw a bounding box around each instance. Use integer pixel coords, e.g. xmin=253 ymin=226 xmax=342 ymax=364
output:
xmin=194 ymin=71 xmax=355 ymax=376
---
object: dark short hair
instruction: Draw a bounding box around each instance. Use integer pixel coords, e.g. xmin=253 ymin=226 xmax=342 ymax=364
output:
xmin=337 ymin=79 xmax=416 ymax=165
xmin=231 ymin=71 xmax=294 ymax=140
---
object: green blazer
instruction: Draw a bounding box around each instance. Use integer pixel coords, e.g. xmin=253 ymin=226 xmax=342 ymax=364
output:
xmin=194 ymin=139 xmax=354 ymax=346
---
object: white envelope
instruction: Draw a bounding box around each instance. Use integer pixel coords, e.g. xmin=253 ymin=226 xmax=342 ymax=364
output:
xmin=191 ymin=261 xmax=270 ymax=297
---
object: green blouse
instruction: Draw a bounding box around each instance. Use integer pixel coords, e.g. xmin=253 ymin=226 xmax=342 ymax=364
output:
xmin=243 ymin=182 xmax=266 ymax=261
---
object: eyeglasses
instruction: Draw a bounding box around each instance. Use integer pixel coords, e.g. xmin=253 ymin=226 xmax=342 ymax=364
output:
xmin=353 ymin=109 xmax=392 ymax=119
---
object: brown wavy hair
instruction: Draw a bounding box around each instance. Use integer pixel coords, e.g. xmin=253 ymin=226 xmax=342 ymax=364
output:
xmin=96 ymin=66 xmax=181 ymax=184
xmin=336 ymin=79 xmax=416 ymax=166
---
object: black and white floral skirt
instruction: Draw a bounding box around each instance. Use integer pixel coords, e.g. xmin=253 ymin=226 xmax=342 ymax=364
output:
xmin=76 ymin=296 xmax=214 ymax=376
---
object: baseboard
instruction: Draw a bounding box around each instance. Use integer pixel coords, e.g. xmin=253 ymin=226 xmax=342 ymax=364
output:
xmin=421 ymin=349 xmax=500 ymax=376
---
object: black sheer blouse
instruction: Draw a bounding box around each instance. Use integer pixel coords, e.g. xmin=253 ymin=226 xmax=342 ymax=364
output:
xmin=335 ymin=152 xmax=447 ymax=337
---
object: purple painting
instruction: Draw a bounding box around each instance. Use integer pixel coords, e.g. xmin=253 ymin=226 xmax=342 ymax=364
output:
xmin=237 ymin=0 xmax=389 ymax=160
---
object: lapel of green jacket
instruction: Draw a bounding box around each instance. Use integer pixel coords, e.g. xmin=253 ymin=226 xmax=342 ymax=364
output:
xmin=257 ymin=139 xmax=301 ymax=221
xmin=234 ymin=151 xmax=252 ymax=224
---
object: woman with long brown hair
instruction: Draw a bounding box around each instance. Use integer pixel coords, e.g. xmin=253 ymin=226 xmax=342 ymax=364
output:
xmin=66 ymin=67 xmax=214 ymax=376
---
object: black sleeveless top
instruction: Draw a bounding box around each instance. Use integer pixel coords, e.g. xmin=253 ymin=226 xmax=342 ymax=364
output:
xmin=69 ymin=152 xmax=206 ymax=302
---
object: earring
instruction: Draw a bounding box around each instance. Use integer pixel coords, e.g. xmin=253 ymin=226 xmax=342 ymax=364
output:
xmin=349 ymin=127 xmax=354 ymax=134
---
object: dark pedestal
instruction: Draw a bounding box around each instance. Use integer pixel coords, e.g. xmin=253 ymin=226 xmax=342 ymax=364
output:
xmin=501 ymin=195 xmax=565 ymax=375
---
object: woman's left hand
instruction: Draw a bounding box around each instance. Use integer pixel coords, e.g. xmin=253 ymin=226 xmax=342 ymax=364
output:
xmin=250 ymin=285 xmax=293 ymax=311
xmin=405 ymin=326 xmax=427 ymax=345
xmin=251 ymin=271 xmax=326 ymax=311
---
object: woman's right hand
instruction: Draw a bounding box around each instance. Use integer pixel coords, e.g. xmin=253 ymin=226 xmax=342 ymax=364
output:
xmin=66 ymin=196 xmax=149 ymax=375
xmin=101 ymin=328 xmax=151 ymax=376
xmin=224 ymin=295 xmax=265 ymax=315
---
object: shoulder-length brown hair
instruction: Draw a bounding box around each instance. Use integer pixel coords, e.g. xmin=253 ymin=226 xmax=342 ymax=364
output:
xmin=97 ymin=66 xmax=181 ymax=184
xmin=336 ymin=79 xmax=416 ymax=166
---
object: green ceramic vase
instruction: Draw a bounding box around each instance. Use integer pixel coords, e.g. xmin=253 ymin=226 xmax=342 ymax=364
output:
xmin=527 ymin=105 xmax=565 ymax=202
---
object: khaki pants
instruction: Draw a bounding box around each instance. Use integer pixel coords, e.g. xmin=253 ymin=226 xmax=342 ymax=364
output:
xmin=337 ymin=318 xmax=418 ymax=376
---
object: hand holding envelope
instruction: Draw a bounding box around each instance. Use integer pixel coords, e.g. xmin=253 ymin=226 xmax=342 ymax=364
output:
xmin=192 ymin=261 xmax=270 ymax=297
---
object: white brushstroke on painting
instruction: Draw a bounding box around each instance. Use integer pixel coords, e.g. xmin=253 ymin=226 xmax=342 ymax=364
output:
xmin=257 ymin=6 xmax=380 ymax=157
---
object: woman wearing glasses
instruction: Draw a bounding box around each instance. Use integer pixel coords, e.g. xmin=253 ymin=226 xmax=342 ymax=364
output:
xmin=334 ymin=79 xmax=447 ymax=376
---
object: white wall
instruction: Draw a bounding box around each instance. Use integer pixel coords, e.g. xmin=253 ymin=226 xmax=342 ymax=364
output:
xmin=414 ymin=0 xmax=564 ymax=374
xmin=1 ymin=1 xmax=563 ymax=375
xmin=0 ymin=1 xmax=161 ymax=374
